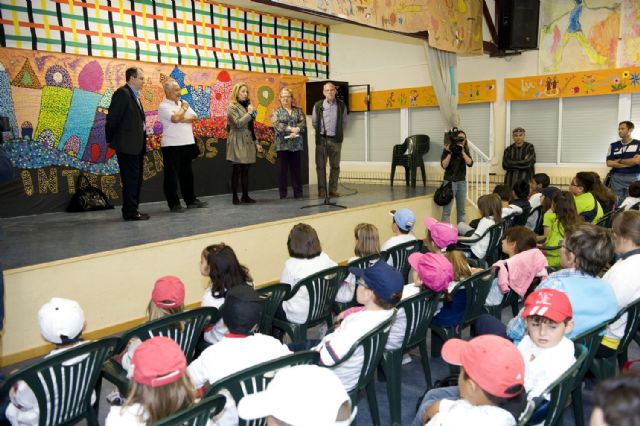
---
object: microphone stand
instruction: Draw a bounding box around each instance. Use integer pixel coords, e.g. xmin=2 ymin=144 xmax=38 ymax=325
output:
xmin=302 ymin=119 xmax=346 ymax=210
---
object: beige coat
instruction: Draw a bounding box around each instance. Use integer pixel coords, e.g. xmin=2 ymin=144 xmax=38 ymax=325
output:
xmin=226 ymin=102 xmax=256 ymax=164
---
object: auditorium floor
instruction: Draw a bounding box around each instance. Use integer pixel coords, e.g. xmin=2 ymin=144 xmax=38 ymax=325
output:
xmin=1 ymin=183 xmax=434 ymax=269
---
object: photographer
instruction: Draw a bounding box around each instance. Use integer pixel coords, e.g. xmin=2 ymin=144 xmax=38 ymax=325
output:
xmin=441 ymin=129 xmax=473 ymax=224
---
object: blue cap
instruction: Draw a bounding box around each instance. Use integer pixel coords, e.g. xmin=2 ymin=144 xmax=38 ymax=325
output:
xmin=390 ymin=208 xmax=416 ymax=232
xmin=348 ymin=260 xmax=404 ymax=304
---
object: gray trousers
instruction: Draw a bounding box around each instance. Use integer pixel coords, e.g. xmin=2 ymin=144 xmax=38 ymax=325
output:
xmin=610 ymin=172 xmax=640 ymax=206
xmin=315 ymin=136 xmax=341 ymax=193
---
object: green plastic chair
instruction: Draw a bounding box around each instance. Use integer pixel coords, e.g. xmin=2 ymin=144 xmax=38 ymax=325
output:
xmin=570 ymin=321 xmax=609 ymax=426
xmin=485 ymin=288 xmax=521 ymax=320
xmin=272 ymin=265 xmax=346 ymax=344
xmin=516 ymin=344 xmax=588 ymax=426
xmin=595 ymin=207 xmax=621 ymax=229
xmin=102 ymin=307 xmax=219 ymax=395
xmin=590 ymin=297 xmax=640 ymax=380
xmin=0 ymin=337 xmax=119 ymax=426
xmin=204 ymin=351 xmax=320 ymax=426
xmin=380 ymin=290 xmax=441 ymax=426
xmin=333 ymin=254 xmax=386 ymax=314
xmin=327 ymin=313 xmax=395 ymax=426
xmin=152 ymin=394 xmax=227 ymax=426
xmin=255 ymin=283 xmax=290 ymax=336
xmin=430 ymin=268 xmax=494 ymax=357
xmin=527 ymin=205 xmax=544 ymax=234
xmin=458 ymin=221 xmax=506 ymax=266
xmin=382 ymin=239 xmax=423 ymax=283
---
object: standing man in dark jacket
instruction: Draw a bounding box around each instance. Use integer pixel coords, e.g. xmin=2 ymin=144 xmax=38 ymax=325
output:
xmin=503 ymin=127 xmax=536 ymax=190
xmin=106 ymin=67 xmax=149 ymax=221
xmin=311 ymin=82 xmax=348 ymax=198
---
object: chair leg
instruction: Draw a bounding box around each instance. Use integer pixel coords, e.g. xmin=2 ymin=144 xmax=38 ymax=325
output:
xmin=390 ymin=164 xmax=396 ymax=186
xmin=411 ymin=166 xmax=417 ymax=187
xmin=404 ymin=167 xmax=410 ymax=186
xmin=366 ymin=381 xmax=382 ymax=426
xmin=571 ymin=386 xmax=586 ymax=426
xmin=418 ymin=341 xmax=433 ymax=389
xmin=419 ymin=164 xmax=426 ymax=187
xmin=382 ymin=353 xmax=402 ymax=426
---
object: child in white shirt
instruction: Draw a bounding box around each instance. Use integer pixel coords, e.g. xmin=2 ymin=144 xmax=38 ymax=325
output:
xmin=381 ymin=208 xmax=417 ymax=251
xmin=618 ymin=181 xmax=640 ymax=210
xmin=458 ymin=194 xmax=502 ymax=260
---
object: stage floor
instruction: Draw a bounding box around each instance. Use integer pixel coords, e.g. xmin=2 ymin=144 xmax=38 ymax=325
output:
xmin=2 ymin=183 xmax=434 ymax=269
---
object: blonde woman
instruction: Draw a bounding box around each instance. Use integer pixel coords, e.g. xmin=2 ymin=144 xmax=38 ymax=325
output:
xmin=227 ymin=83 xmax=263 ymax=205
xmin=271 ymin=87 xmax=306 ymax=199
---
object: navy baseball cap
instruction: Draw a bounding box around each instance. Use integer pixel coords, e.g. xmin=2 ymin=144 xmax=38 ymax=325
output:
xmin=348 ymin=260 xmax=403 ymax=304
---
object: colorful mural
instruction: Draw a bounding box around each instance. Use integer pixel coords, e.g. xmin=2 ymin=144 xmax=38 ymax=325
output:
xmin=349 ymin=80 xmax=496 ymax=112
xmin=539 ymin=0 xmax=621 ymax=73
xmin=621 ymin=0 xmax=640 ymax=67
xmin=504 ymin=66 xmax=640 ymax=100
xmin=267 ymin=0 xmax=483 ymax=55
xmin=0 ymin=0 xmax=328 ymax=77
xmin=0 ymin=48 xmax=307 ymax=175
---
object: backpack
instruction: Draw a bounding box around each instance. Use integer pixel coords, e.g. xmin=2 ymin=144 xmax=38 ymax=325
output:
xmin=434 ymin=181 xmax=454 ymax=206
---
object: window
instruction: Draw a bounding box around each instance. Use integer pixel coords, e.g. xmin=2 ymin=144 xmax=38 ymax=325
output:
xmin=409 ymin=107 xmax=446 ymax=162
xmin=368 ymin=110 xmax=401 ymax=161
xmin=341 ymin=112 xmax=366 ymax=161
xmin=510 ymin=99 xmax=559 ymax=163
xmin=459 ymin=103 xmax=491 ymax=158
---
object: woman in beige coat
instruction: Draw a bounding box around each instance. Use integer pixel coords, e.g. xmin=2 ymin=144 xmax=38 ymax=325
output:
xmin=227 ymin=83 xmax=263 ymax=204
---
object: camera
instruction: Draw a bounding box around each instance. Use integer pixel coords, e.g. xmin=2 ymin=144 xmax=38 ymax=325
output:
xmin=445 ymin=127 xmax=465 ymax=155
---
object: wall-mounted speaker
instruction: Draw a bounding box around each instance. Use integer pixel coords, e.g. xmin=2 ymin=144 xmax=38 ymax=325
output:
xmin=498 ymin=0 xmax=540 ymax=50
xmin=305 ymin=81 xmax=349 ymax=115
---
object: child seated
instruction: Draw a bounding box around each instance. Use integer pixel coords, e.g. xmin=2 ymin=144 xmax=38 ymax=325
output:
xmin=187 ymin=285 xmax=292 ymax=425
xmin=485 ymin=226 xmax=547 ymax=306
xmin=494 ymin=185 xmax=523 ymax=220
xmin=237 ymin=365 xmax=355 ymax=426
xmin=280 ymin=223 xmax=337 ymax=324
xmin=458 ymin=194 xmax=502 ymax=260
xmin=590 ymin=376 xmax=640 ymax=426
xmin=6 ymin=298 xmax=88 ymax=425
xmin=105 ymin=336 xmax=199 ymax=425
xmin=381 ymin=208 xmax=417 ymax=251
xmin=619 ymin=180 xmax=640 ymax=210
xmin=336 ymin=223 xmax=381 ymax=303
xmin=413 ymin=335 xmax=526 ymax=426
xmin=510 ymin=179 xmax=532 ymax=211
xmin=315 ymin=260 xmax=403 ymax=391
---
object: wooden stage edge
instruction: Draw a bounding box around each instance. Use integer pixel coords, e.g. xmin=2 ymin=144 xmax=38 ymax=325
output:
xmin=2 ymin=194 xmax=442 ymax=366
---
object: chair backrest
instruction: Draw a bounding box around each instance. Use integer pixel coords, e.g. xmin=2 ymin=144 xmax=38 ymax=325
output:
xmin=517 ymin=344 xmax=588 ymax=426
xmin=204 ymin=351 xmax=320 ymax=426
xmin=615 ymin=297 xmax=640 ymax=357
xmin=347 ymin=253 xmax=386 ymax=270
xmin=485 ymin=221 xmax=507 ymax=265
xmin=336 ymin=312 xmax=395 ymax=394
xmin=595 ymin=207 xmax=620 ymax=229
xmin=450 ymin=269 xmax=494 ymax=328
xmin=153 ymin=394 xmax=227 ymax=426
xmin=406 ymin=134 xmax=430 ymax=157
xmin=396 ymin=290 xmax=441 ymax=350
xmin=571 ymin=321 xmax=609 ymax=389
xmin=382 ymin=240 xmax=423 ymax=283
xmin=117 ymin=307 xmax=219 ymax=362
xmin=287 ymin=266 xmax=346 ymax=324
xmin=527 ymin=205 xmax=544 ymax=234
xmin=255 ymin=284 xmax=290 ymax=335
xmin=0 ymin=337 xmax=119 ymax=426
xmin=512 ymin=207 xmax=531 ymax=227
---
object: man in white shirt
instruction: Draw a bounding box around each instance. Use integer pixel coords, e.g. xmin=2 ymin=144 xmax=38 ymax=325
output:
xmin=158 ymin=80 xmax=207 ymax=213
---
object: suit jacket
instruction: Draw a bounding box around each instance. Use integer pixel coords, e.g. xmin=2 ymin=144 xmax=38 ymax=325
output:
xmin=105 ymin=84 xmax=146 ymax=155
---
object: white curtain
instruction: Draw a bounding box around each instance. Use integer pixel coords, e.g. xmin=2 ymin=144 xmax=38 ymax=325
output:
xmin=425 ymin=41 xmax=460 ymax=130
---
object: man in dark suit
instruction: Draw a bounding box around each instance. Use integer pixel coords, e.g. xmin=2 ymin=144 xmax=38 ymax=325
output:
xmin=106 ymin=67 xmax=150 ymax=221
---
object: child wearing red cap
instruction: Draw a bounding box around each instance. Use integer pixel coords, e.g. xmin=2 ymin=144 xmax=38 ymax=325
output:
xmin=105 ymin=336 xmax=198 ymax=425
xmin=413 ymin=335 xmax=526 ymax=426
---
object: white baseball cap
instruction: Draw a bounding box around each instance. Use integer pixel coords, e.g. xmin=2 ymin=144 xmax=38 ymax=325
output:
xmin=38 ymin=297 xmax=85 ymax=344
xmin=237 ymin=365 xmax=356 ymax=426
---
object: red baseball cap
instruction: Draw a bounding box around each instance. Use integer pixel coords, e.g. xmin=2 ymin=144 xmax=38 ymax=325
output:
xmin=442 ymin=335 xmax=525 ymax=398
xmin=152 ymin=275 xmax=185 ymax=309
xmin=131 ymin=336 xmax=186 ymax=387
xmin=522 ymin=289 xmax=573 ymax=322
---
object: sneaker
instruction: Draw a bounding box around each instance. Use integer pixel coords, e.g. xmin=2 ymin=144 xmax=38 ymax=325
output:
xmin=187 ymin=199 xmax=208 ymax=209
xmin=106 ymin=390 xmax=124 ymax=406
xmin=170 ymin=205 xmax=185 ymax=213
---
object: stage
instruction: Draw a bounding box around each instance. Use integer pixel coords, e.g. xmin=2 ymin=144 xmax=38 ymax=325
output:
xmin=2 ymin=183 xmax=441 ymax=364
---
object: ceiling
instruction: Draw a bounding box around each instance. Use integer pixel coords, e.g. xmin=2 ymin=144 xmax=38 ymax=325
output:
xmin=217 ymin=0 xmax=338 ymax=25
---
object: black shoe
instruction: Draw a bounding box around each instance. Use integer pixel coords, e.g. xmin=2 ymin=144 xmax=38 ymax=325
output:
xmin=124 ymin=212 xmax=150 ymax=221
xmin=241 ymin=196 xmax=256 ymax=204
xmin=232 ymin=196 xmax=240 ymax=205
xmin=170 ymin=205 xmax=185 ymax=213
xmin=318 ymin=189 xmax=326 ymax=198
xmin=187 ymin=199 xmax=208 ymax=209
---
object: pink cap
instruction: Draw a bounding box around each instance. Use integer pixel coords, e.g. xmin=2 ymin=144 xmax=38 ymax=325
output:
xmin=407 ymin=252 xmax=453 ymax=292
xmin=131 ymin=336 xmax=186 ymax=387
xmin=522 ymin=289 xmax=573 ymax=322
xmin=423 ymin=217 xmax=458 ymax=249
xmin=152 ymin=275 xmax=185 ymax=309
xmin=442 ymin=335 xmax=525 ymax=398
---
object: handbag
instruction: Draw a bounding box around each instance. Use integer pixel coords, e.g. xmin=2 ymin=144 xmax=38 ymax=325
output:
xmin=434 ymin=181 xmax=454 ymax=206
xmin=66 ymin=175 xmax=114 ymax=212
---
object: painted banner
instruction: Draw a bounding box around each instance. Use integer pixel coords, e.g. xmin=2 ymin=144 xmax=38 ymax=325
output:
xmin=539 ymin=0 xmax=621 ymax=74
xmin=621 ymin=0 xmax=640 ymax=67
xmin=504 ymin=67 xmax=640 ymax=100
xmin=267 ymin=0 xmax=483 ymax=55
xmin=349 ymin=80 xmax=496 ymax=112
xmin=0 ymin=0 xmax=329 ymax=77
